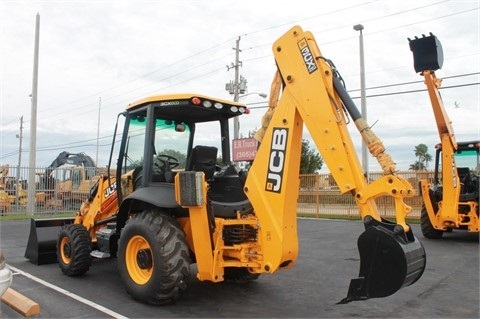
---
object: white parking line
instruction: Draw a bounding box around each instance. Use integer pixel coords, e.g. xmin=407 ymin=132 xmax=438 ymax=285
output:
xmin=9 ymin=266 xmax=128 ymax=319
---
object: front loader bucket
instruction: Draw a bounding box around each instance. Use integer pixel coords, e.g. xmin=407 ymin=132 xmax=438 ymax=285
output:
xmin=339 ymin=218 xmax=426 ymax=304
xmin=24 ymin=217 xmax=74 ymax=265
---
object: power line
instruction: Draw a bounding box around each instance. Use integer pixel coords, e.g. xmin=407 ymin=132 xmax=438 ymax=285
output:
xmin=2 ymin=1 xmax=478 ymax=162
xmin=1 ymin=73 xmax=477 ymax=162
xmin=351 ymin=82 xmax=480 ymax=99
xmin=247 ymin=79 xmax=480 ymax=109
xmin=38 ymin=41 xmax=237 ymax=115
xmin=14 ymin=0 xmax=470 ymax=124
xmin=1 ymin=81 xmax=478 ymax=162
xmin=348 ymin=72 xmax=480 ymax=92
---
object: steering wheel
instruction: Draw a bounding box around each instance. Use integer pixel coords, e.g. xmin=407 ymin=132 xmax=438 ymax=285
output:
xmin=154 ymin=154 xmax=179 ymax=171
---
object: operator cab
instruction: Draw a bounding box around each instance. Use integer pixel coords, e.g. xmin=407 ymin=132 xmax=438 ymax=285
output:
xmin=433 ymin=141 xmax=480 ymax=203
xmin=112 ymin=94 xmax=251 ymax=218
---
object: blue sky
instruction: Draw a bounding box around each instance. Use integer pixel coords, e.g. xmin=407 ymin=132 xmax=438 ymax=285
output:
xmin=1 ymin=0 xmax=479 ymax=172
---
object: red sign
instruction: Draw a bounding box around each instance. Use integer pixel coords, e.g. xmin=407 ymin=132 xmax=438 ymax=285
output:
xmin=232 ymin=138 xmax=258 ymax=161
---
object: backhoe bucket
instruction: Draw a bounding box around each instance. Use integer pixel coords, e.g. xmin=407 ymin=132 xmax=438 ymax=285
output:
xmin=24 ymin=217 xmax=74 ymax=265
xmin=339 ymin=218 xmax=426 ymax=304
xmin=408 ymin=33 xmax=443 ymax=73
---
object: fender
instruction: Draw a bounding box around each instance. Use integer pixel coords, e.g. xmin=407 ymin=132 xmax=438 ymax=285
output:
xmin=118 ymin=183 xmax=180 ymax=219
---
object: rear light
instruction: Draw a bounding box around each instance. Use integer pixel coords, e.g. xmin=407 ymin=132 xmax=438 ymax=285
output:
xmin=191 ymin=97 xmax=201 ymax=105
xmin=190 ymin=97 xmax=248 ymax=114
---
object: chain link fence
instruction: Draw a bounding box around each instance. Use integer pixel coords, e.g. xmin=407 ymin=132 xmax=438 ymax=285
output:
xmin=298 ymin=171 xmax=434 ymax=220
xmin=0 ymin=165 xmax=102 ymax=216
xmin=1 ymin=165 xmax=433 ymax=220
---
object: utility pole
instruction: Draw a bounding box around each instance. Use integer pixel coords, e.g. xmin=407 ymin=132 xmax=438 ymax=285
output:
xmin=225 ymin=36 xmax=247 ymax=139
xmin=27 ymin=13 xmax=40 ymax=215
xmin=15 ymin=116 xmax=23 ymax=208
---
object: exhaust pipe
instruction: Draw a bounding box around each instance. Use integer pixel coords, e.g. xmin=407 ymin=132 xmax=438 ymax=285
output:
xmin=24 ymin=217 xmax=74 ymax=265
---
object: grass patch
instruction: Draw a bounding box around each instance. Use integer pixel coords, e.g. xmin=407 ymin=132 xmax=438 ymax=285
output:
xmin=297 ymin=212 xmax=420 ymax=224
xmin=0 ymin=212 xmax=76 ymax=221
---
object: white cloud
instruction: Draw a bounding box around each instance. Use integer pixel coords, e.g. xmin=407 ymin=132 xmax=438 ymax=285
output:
xmin=1 ymin=0 xmax=479 ymax=172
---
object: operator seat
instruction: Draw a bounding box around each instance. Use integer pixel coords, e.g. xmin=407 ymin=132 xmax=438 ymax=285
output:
xmin=458 ymin=167 xmax=478 ymax=199
xmin=186 ymin=145 xmax=218 ymax=181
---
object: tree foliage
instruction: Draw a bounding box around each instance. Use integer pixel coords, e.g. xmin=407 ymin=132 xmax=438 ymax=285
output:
xmin=300 ymin=139 xmax=323 ymax=174
xmin=161 ymin=149 xmax=187 ymax=168
xmin=409 ymin=143 xmax=432 ymax=171
xmin=243 ymin=128 xmax=324 ymax=173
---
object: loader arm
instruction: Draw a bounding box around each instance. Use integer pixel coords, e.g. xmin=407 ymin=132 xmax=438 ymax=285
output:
xmin=246 ymin=25 xmax=425 ymax=303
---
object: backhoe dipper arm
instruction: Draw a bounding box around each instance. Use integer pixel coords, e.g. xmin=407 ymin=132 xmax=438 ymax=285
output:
xmin=423 ymin=71 xmax=457 ymax=148
xmin=245 ymin=25 xmax=425 ymax=303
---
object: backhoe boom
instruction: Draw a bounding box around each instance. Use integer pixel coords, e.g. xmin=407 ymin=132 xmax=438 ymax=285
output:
xmin=247 ymin=26 xmax=425 ymax=302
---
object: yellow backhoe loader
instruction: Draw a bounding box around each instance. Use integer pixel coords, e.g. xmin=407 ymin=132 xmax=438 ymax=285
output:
xmin=0 ymin=165 xmax=11 ymax=214
xmin=408 ymin=33 xmax=479 ymax=238
xmin=25 ymin=26 xmax=426 ymax=305
xmin=0 ymin=164 xmax=46 ymax=213
xmin=38 ymin=151 xmax=98 ymax=209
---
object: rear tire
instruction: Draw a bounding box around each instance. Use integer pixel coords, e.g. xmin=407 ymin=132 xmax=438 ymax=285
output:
xmin=420 ymin=204 xmax=444 ymax=239
xmin=57 ymin=224 xmax=92 ymax=276
xmin=118 ymin=210 xmax=191 ymax=305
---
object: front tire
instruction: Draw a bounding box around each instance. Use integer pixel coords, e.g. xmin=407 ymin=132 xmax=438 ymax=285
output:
xmin=118 ymin=211 xmax=191 ymax=305
xmin=420 ymin=204 xmax=444 ymax=239
xmin=57 ymin=224 xmax=92 ymax=276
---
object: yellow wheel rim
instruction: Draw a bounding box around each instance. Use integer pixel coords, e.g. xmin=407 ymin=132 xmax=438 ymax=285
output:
xmin=125 ymin=235 xmax=153 ymax=285
xmin=59 ymin=237 xmax=71 ymax=264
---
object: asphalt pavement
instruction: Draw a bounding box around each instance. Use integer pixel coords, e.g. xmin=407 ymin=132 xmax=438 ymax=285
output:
xmin=0 ymin=218 xmax=478 ymax=318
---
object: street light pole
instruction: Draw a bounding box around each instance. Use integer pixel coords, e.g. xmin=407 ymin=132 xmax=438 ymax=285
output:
xmin=353 ymin=23 xmax=368 ymax=180
xmin=236 ymin=92 xmax=267 ymax=138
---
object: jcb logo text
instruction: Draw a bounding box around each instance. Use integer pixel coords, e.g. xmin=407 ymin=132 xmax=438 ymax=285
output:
xmin=265 ymin=128 xmax=288 ymax=193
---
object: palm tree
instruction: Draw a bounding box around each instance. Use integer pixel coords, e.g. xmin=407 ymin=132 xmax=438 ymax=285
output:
xmin=424 ymin=153 xmax=432 ymax=170
xmin=411 ymin=144 xmax=431 ymax=171
xmin=409 ymin=161 xmax=425 ymax=171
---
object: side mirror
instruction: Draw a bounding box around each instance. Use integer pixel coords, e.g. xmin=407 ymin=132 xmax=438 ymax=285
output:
xmin=175 ymin=123 xmax=186 ymax=132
